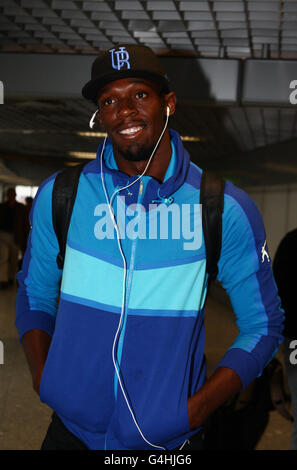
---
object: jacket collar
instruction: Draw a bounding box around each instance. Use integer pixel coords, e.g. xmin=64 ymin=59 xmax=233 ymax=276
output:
xmin=96 ymin=128 xmax=190 ymax=203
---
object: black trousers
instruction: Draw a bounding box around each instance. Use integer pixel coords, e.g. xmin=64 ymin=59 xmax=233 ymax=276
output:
xmin=41 ymin=413 xmax=88 ymax=450
xmin=41 ymin=413 xmax=204 ymax=451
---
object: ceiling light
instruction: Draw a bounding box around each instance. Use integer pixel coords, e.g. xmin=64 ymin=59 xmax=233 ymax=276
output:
xmin=263 ymin=163 xmax=297 ymax=175
xmin=181 ymin=135 xmax=207 ymax=142
xmin=0 ymin=129 xmax=206 ymax=143
xmin=76 ymin=131 xmax=107 ymax=138
xmin=68 ymin=151 xmax=96 ymax=159
xmin=76 ymin=131 xmax=204 ymax=142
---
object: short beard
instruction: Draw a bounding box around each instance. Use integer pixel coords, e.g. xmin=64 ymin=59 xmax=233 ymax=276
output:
xmin=117 ymin=142 xmax=156 ymax=162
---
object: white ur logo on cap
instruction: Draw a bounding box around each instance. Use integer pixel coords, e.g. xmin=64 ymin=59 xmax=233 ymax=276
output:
xmin=110 ymin=46 xmax=131 ymax=71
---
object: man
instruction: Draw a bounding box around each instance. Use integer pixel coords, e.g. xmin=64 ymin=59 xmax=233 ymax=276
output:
xmin=0 ymin=187 xmax=29 ymax=288
xmin=15 ymin=45 xmax=283 ymax=451
xmin=273 ymin=229 xmax=297 ymax=450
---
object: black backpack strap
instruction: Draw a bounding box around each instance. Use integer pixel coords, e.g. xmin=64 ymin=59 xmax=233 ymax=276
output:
xmin=200 ymin=170 xmax=225 ymax=282
xmin=52 ymin=163 xmax=85 ymax=270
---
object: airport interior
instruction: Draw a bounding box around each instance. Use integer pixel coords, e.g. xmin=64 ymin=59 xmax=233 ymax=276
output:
xmin=0 ymin=0 xmax=297 ymax=451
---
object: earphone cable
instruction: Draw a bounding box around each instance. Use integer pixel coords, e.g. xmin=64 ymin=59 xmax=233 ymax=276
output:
xmin=99 ymin=110 xmax=170 ymax=450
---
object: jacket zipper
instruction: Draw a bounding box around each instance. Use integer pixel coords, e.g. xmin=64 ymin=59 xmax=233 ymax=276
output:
xmin=114 ymin=178 xmax=144 ymax=398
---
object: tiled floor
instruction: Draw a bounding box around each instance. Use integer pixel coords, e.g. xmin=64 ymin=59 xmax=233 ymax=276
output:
xmin=0 ymin=284 xmax=293 ymax=450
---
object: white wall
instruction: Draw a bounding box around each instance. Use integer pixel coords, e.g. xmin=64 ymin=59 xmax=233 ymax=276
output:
xmin=246 ymin=184 xmax=297 ymax=260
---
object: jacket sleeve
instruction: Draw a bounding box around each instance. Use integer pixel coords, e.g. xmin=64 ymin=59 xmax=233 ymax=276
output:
xmin=15 ymin=174 xmax=62 ymax=341
xmin=215 ymin=181 xmax=284 ymax=389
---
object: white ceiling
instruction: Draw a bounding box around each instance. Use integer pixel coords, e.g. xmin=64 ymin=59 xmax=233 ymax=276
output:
xmin=1 ymin=0 xmax=297 ymax=187
xmin=1 ymin=0 xmax=297 ymax=59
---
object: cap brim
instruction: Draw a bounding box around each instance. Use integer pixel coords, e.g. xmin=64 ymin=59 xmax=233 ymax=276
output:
xmin=82 ymin=70 xmax=170 ymax=104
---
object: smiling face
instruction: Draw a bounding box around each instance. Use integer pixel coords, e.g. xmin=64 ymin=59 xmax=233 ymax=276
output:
xmin=97 ymin=77 xmax=176 ymax=164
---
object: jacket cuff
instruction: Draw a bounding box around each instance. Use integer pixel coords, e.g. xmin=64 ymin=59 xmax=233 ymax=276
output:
xmin=215 ymin=348 xmax=262 ymax=390
xmin=15 ymin=310 xmax=56 ymax=341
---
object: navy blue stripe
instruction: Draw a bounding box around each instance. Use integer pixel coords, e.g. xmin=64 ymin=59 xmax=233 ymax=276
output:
xmin=67 ymin=239 xmax=206 ymax=270
xmin=82 ymin=158 xmax=100 ymax=175
xmin=60 ymin=292 xmax=200 ymax=318
xmin=60 ymin=292 xmax=122 ymax=314
xmin=135 ymin=252 xmax=205 ymax=270
xmin=224 ymin=181 xmax=283 ymax=339
xmin=67 ymin=239 xmax=123 ymax=268
xmin=224 ymin=181 xmax=264 ymax=244
xmin=186 ymin=162 xmax=202 ymax=190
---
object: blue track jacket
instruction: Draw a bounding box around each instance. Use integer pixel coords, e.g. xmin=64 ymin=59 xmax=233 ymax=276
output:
xmin=15 ymin=129 xmax=283 ymax=450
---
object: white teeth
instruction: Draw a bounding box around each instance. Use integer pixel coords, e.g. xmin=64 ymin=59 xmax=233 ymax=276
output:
xmin=120 ymin=126 xmax=142 ymax=135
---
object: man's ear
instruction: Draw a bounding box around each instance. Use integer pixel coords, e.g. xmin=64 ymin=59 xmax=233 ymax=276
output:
xmin=97 ymin=108 xmax=106 ymax=131
xmin=165 ymin=92 xmax=177 ymax=117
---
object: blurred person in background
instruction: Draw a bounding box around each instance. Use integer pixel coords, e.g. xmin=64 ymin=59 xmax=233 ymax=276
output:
xmin=0 ymin=187 xmax=30 ymax=288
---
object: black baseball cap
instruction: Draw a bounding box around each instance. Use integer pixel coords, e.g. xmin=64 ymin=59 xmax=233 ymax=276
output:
xmin=82 ymin=44 xmax=170 ymax=104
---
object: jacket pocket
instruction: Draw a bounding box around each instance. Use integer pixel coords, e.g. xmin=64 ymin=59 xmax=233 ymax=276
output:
xmin=38 ymin=304 xmax=118 ymax=432
xmin=111 ymin=383 xmax=191 ymax=450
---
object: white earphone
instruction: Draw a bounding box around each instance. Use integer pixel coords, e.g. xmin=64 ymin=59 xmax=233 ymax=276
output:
xmin=89 ymin=109 xmax=99 ymax=129
xmin=166 ymin=105 xmax=170 ymax=117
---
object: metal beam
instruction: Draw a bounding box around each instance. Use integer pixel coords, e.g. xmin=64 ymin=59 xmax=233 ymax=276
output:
xmin=242 ymin=59 xmax=297 ymax=106
xmin=1 ymin=53 xmax=297 ymax=106
xmin=0 ymin=52 xmax=240 ymax=104
xmin=162 ymin=56 xmax=240 ymax=105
